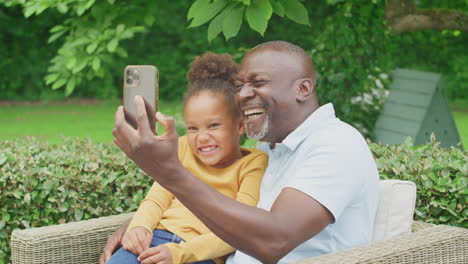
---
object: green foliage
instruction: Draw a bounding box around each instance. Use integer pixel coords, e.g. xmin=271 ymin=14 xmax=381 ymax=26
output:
xmin=0 ymin=137 xmax=153 ymax=263
xmin=308 ymin=0 xmax=393 ymax=138
xmin=1 ymin=0 xmax=467 ymax=137
xmin=0 ymin=5 xmax=64 ymax=100
xmin=189 ymin=0 xmax=308 ymax=41
xmin=1 ymin=0 xmax=310 ymax=97
xmin=0 ymin=136 xmax=466 ymax=262
xmin=370 ymin=137 xmax=467 ymax=228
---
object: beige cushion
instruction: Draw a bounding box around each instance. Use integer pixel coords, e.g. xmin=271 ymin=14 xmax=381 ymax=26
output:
xmin=372 ymin=179 xmax=417 ymax=243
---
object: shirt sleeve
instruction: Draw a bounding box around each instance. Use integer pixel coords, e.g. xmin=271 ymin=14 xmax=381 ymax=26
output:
xmin=164 ymin=152 xmax=268 ymax=264
xmin=127 ymin=181 xmax=174 ymax=233
xmin=285 ymin=141 xmax=363 ymax=222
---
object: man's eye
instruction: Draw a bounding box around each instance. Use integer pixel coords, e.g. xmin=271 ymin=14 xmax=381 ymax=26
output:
xmin=234 ymin=83 xmax=244 ymax=91
xmin=253 ymin=80 xmax=266 ymax=87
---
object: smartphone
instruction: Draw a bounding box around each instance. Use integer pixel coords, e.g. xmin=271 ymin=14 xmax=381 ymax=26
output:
xmin=123 ymin=65 xmax=159 ymax=132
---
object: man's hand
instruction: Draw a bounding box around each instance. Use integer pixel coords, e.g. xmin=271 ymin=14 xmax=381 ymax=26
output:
xmin=122 ymin=227 xmax=153 ymax=256
xmin=99 ymin=222 xmax=128 ymax=264
xmin=113 ymin=96 xmax=182 ymax=185
xmin=138 ymin=244 xmax=172 ymax=264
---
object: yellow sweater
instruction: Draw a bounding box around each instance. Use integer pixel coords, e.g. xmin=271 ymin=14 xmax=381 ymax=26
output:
xmin=127 ymin=136 xmax=268 ymax=264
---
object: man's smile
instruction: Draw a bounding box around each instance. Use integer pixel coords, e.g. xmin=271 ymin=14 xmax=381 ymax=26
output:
xmin=243 ymin=108 xmax=265 ymax=121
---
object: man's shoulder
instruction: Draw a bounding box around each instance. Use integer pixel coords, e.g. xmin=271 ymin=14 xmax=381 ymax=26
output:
xmin=302 ymin=118 xmax=367 ymax=149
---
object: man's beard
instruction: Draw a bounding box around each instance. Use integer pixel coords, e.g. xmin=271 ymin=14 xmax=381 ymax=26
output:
xmin=245 ymin=113 xmax=270 ymax=141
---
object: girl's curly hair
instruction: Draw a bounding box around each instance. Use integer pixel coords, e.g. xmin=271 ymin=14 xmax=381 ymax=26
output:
xmin=184 ymin=52 xmax=239 ymax=117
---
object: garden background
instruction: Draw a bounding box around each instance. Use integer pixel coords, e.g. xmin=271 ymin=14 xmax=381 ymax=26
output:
xmin=1 ymin=0 xmax=467 ymax=263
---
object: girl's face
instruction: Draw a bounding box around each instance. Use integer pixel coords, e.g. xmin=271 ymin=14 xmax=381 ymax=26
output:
xmin=184 ymin=91 xmax=244 ymax=169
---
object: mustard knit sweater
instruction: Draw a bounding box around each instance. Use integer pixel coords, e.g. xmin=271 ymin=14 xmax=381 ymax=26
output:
xmin=127 ymin=136 xmax=267 ymax=264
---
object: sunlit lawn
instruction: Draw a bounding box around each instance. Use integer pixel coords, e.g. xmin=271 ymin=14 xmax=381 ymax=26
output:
xmin=0 ymin=99 xmax=184 ymax=145
xmin=0 ymin=99 xmax=466 ymax=149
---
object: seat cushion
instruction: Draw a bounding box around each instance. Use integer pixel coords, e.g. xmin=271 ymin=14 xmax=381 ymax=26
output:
xmin=372 ymin=179 xmax=417 ymax=243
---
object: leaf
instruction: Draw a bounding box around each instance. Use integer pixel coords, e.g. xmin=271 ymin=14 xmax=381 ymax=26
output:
xmin=208 ymin=7 xmax=229 ymax=42
xmin=187 ymin=0 xmax=210 ymax=19
xmin=188 ymin=0 xmax=227 ymax=28
xmin=144 ymin=14 xmax=155 ymax=26
xmin=24 ymin=193 xmax=31 ymax=204
xmin=86 ymin=42 xmax=98 ymax=54
xmin=24 ymin=6 xmax=37 ymax=18
xmin=85 ymin=0 xmax=96 ymax=10
xmin=76 ymin=5 xmax=87 ymax=16
xmin=72 ymin=59 xmax=87 ymax=74
xmin=92 ymin=57 xmax=101 ymax=72
xmin=280 ymin=0 xmax=309 ymax=25
xmin=65 ymin=78 xmax=76 ymax=96
xmin=246 ymin=0 xmax=272 ymax=36
xmin=66 ymin=57 xmax=77 ymax=69
xmin=116 ymin=47 xmax=128 ymax=58
xmin=48 ymin=31 xmax=67 ymax=43
xmin=116 ymin=24 xmax=125 ymax=34
xmin=107 ymin=39 xmax=118 ymax=52
xmin=270 ymin=0 xmax=284 ymax=17
xmin=50 ymin=25 xmax=65 ymax=33
xmin=223 ymin=5 xmax=245 ymax=40
xmin=57 ymin=3 xmax=68 ymax=14
xmin=52 ymin=78 xmax=67 ymax=90
xmin=0 ymin=153 xmax=6 ymax=166
xmin=74 ymin=209 xmax=84 ymax=221
xmin=45 ymin=73 xmax=60 ymax=85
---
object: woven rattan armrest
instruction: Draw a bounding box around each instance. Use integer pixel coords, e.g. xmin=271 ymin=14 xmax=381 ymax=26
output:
xmin=293 ymin=222 xmax=468 ymax=264
xmin=11 ymin=216 xmax=467 ymax=264
xmin=11 ymin=212 xmax=134 ymax=264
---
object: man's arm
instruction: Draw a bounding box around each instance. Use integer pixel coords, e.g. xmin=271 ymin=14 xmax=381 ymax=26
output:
xmin=99 ymin=219 xmax=130 ymax=264
xmin=112 ymin=97 xmax=333 ymax=263
xmin=171 ymin=173 xmax=332 ymax=263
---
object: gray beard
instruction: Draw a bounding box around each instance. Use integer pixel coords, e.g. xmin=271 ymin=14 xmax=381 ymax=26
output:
xmin=245 ymin=114 xmax=270 ymax=141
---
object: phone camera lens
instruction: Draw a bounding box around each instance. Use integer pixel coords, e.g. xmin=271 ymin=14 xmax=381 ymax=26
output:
xmin=126 ymin=78 xmax=133 ymax=85
xmin=126 ymin=69 xmax=133 ymax=76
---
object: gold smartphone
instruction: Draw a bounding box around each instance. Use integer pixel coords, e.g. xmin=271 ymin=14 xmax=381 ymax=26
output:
xmin=123 ymin=65 xmax=159 ymax=132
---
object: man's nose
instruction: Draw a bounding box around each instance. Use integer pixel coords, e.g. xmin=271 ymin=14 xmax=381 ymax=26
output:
xmin=237 ymin=84 xmax=255 ymax=101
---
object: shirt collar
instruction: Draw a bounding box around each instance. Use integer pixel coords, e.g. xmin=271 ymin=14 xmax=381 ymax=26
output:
xmin=280 ymin=103 xmax=336 ymax=151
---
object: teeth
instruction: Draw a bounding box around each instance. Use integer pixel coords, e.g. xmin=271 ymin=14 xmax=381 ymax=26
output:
xmin=244 ymin=108 xmax=264 ymax=116
xmin=200 ymin=146 xmax=216 ymax=152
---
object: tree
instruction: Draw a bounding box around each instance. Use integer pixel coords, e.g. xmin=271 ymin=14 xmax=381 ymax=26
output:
xmin=386 ymin=0 xmax=468 ymax=34
xmin=1 ymin=0 xmax=466 ymax=97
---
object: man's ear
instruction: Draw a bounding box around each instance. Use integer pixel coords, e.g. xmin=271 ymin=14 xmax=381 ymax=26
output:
xmin=296 ymin=78 xmax=314 ymax=102
xmin=237 ymin=117 xmax=245 ymax=136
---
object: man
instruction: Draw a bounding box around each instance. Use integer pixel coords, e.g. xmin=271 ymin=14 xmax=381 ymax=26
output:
xmin=107 ymin=41 xmax=379 ymax=264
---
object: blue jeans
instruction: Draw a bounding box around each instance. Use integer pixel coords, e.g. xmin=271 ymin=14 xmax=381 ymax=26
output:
xmin=107 ymin=229 xmax=216 ymax=264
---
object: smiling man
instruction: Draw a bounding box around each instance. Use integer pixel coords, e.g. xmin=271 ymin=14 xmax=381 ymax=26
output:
xmin=107 ymin=41 xmax=379 ymax=264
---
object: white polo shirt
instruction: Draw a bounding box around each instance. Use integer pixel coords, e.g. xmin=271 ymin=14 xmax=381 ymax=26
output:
xmin=227 ymin=103 xmax=380 ymax=264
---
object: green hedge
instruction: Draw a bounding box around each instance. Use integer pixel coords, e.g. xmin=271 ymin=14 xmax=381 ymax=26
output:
xmin=1 ymin=137 xmax=467 ymax=263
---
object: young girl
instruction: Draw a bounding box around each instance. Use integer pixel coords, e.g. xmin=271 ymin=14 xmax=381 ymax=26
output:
xmin=107 ymin=53 xmax=268 ymax=264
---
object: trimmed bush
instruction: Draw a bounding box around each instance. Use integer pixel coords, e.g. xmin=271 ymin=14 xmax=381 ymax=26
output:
xmin=1 ymin=137 xmax=467 ymax=263
xmin=370 ymin=137 xmax=467 ymax=228
xmin=0 ymin=137 xmax=152 ymax=263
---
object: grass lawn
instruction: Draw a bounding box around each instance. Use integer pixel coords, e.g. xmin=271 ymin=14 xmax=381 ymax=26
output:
xmin=0 ymin=99 xmax=184 ymax=145
xmin=0 ymin=99 xmax=466 ymax=149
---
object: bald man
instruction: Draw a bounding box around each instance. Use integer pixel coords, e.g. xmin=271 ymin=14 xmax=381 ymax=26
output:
xmin=107 ymin=41 xmax=379 ymax=264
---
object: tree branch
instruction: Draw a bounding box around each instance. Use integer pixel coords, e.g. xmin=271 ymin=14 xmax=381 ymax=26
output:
xmin=386 ymin=0 xmax=468 ymax=34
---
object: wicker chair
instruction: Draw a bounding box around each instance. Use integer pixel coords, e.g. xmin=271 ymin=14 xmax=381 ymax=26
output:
xmin=10 ymin=212 xmax=468 ymax=264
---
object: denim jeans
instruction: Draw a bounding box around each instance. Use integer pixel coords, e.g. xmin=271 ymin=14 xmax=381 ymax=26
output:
xmin=107 ymin=229 xmax=216 ymax=264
